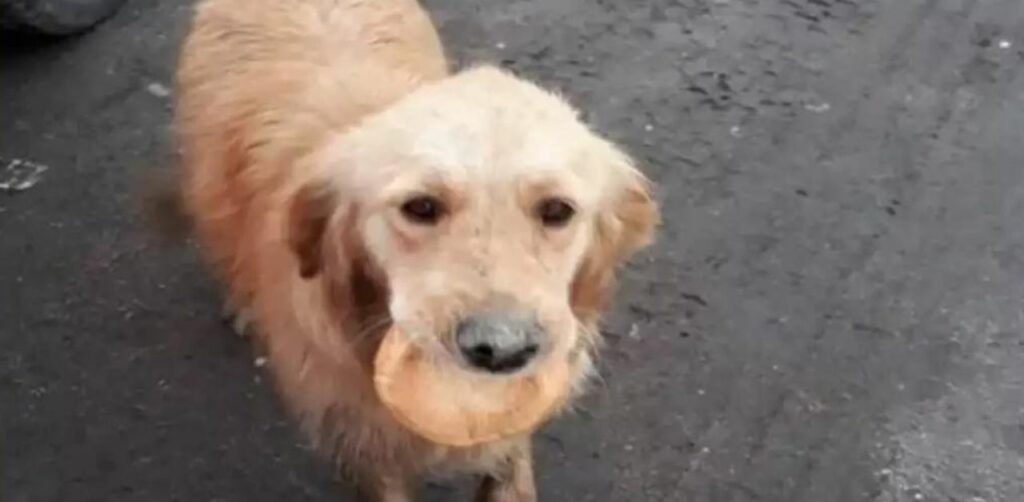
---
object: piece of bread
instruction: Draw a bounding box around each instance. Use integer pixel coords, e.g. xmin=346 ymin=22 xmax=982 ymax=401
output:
xmin=374 ymin=327 xmax=571 ymax=447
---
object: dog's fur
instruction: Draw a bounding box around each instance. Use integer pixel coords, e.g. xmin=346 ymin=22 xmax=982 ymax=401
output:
xmin=170 ymin=0 xmax=657 ymax=500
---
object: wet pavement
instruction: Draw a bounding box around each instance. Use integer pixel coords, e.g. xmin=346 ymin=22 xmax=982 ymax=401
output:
xmin=3 ymin=0 xmax=1024 ymax=501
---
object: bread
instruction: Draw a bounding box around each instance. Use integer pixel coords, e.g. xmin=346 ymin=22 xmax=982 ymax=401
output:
xmin=374 ymin=327 xmax=571 ymax=447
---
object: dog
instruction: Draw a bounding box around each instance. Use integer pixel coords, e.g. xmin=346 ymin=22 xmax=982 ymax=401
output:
xmin=167 ymin=0 xmax=658 ymax=499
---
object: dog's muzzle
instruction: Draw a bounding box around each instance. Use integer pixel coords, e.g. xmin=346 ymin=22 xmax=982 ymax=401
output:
xmin=455 ymin=309 xmax=544 ymax=374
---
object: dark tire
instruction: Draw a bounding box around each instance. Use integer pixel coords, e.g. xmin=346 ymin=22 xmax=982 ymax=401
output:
xmin=0 ymin=0 xmax=127 ymax=36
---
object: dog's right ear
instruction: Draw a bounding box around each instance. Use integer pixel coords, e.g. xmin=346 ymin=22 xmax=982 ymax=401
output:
xmin=287 ymin=180 xmax=338 ymax=279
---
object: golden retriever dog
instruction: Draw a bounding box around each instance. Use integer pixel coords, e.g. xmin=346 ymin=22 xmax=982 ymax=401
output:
xmin=171 ymin=0 xmax=657 ymax=499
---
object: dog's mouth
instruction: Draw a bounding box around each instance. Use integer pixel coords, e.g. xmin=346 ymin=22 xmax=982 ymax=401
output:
xmin=382 ymin=293 xmax=583 ymax=379
xmin=402 ymin=332 xmax=545 ymax=378
xmin=390 ymin=316 xmax=581 ymax=380
xmin=373 ymin=322 xmax=577 ymax=447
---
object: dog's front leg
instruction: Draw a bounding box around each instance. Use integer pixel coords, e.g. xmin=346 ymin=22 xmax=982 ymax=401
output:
xmin=475 ymin=439 xmax=537 ymax=502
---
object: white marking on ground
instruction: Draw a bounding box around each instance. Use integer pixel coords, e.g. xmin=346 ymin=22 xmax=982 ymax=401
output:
xmin=146 ymin=82 xmax=171 ymax=98
xmin=804 ymin=100 xmax=832 ymax=113
xmin=0 ymin=158 xmax=48 ymax=193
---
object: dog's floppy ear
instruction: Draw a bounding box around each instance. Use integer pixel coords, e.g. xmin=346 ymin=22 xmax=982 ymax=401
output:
xmin=599 ymin=166 xmax=658 ymax=261
xmin=287 ymin=180 xmax=338 ymax=279
xmin=571 ymin=156 xmax=658 ymax=321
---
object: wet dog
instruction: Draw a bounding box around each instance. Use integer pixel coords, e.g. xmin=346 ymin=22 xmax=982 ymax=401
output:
xmin=167 ymin=0 xmax=657 ymax=499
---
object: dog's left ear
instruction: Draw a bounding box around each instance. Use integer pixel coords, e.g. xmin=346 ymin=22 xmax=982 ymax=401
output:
xmin=601 ymin=167 xmax=658 ymax=260
xmin=571 ymin=155 xmax=659 ymax=320
xmin=287 ymin=180 xmax=339 ymax=279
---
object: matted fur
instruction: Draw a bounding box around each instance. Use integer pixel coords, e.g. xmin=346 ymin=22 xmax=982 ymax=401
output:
xmin=173 ymin=0 xmax=657 ymax=499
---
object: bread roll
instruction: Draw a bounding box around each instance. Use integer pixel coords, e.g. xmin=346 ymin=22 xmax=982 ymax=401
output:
xmin=374 ymin=327 xmax=571 ymax=446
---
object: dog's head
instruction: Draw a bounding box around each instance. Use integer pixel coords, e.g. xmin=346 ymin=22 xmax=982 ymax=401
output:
xmin=288 ymin=67 xmax=657 ymax=377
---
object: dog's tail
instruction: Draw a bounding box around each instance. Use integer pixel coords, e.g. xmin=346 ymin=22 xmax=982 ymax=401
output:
xmin=139 ymin=166 xmax=192 ymax=244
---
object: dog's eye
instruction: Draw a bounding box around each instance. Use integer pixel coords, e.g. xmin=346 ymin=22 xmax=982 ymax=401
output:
xmin=401 ymin=195 xmax=444 ymax=224
xmin=536 ymin=198 xmax=575 ymax=227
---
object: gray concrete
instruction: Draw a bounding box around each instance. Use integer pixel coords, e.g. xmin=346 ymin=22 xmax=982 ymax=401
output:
xmin=3 ymin=0 xmax=1024 ymax=500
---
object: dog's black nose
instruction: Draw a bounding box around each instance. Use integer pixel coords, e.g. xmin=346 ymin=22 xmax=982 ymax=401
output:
xmin=455 ymin=310 xmax=543 ymax=373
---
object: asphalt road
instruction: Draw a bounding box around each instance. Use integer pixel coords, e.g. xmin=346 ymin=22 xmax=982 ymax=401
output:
xmin=3 ymin=0 xmax=1024 ymax=501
